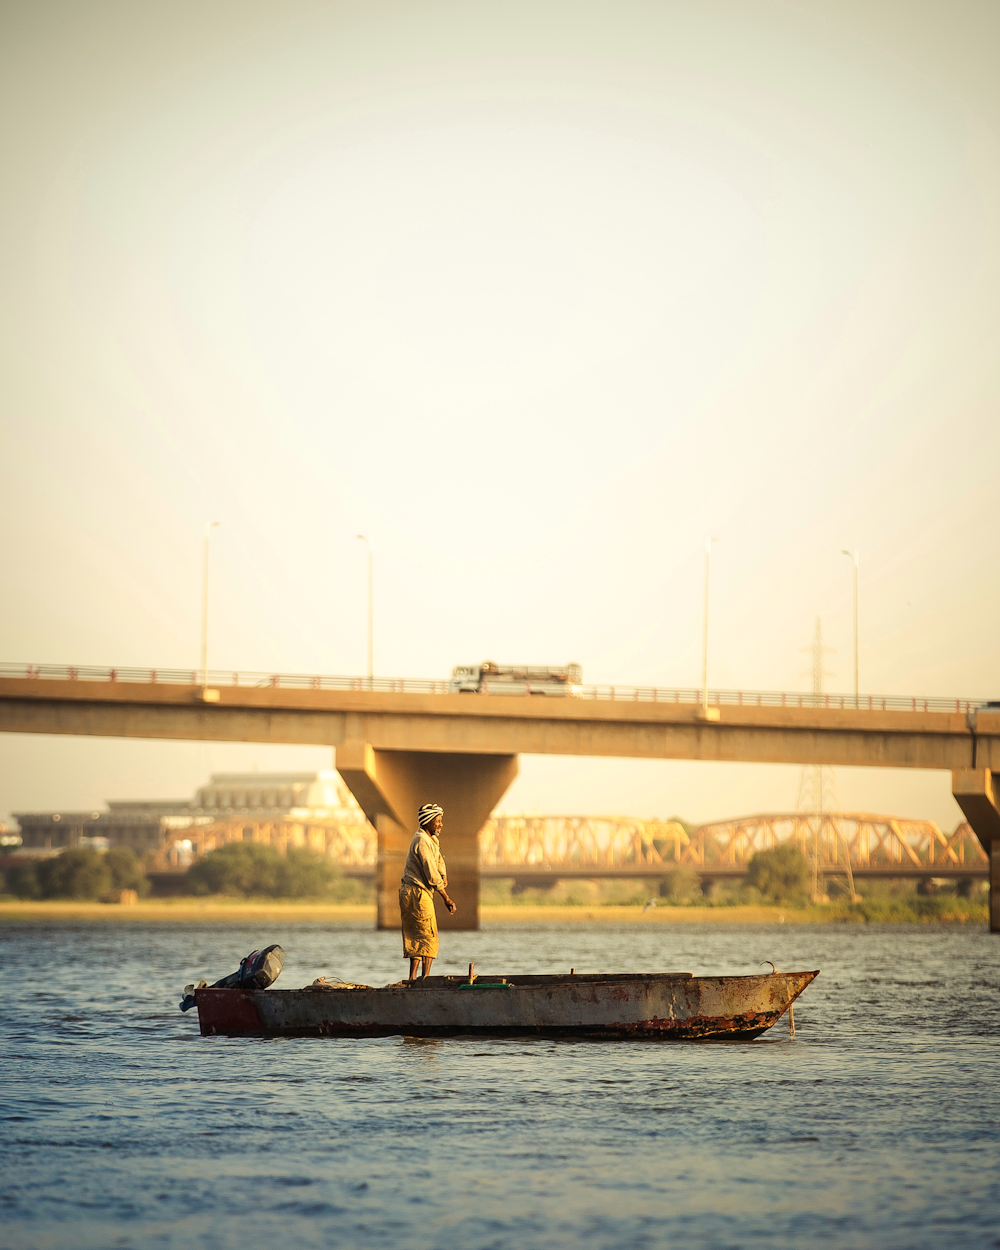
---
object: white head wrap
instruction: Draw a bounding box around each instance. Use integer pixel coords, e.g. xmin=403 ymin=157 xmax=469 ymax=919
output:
xmin=418 ymin=803 xmax=443 ymax=830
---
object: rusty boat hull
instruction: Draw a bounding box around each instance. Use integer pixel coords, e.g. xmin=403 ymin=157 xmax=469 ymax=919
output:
xmin=194 ymin=970 xmax=819 ymax=1041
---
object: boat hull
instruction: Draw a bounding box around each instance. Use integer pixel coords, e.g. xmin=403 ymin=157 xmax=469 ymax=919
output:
xmin=194 ymin=970 xmax=818 ymax=1041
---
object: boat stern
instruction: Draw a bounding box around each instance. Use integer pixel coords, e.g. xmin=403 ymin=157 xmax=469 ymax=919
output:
xmin=195 ymin=987 xmax=267 ymax=1036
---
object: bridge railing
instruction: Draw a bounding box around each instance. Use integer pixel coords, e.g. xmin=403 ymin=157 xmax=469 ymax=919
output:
xmin=0 ymin=662 xmax=988 ymax=714
xmin=1 ymin=663 xmax=453 ymax=694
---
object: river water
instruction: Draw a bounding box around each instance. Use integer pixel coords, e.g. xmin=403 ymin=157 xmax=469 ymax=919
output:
xmin=1 ymin=921 xmax=998 ymax=1249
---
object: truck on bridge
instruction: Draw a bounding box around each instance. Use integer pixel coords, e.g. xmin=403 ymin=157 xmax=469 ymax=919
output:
xmin=448 ymin=661 xmax=583 ymax=696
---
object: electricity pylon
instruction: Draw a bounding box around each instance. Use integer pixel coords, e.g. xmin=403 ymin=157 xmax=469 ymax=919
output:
xmin=796 ymin=619 xmax=855 ymax=901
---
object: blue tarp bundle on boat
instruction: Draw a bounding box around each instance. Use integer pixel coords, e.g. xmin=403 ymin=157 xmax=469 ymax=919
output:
xmin=179 ymin=944 xmax=284 ymax=1012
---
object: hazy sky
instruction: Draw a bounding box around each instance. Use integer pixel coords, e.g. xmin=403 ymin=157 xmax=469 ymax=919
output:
xmin=2 ymin=0 xmax=997 ymax=830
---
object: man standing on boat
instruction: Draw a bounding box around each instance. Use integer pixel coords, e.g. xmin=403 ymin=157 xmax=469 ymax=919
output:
xmin=399 ymin=803 xmax=457 ymax=981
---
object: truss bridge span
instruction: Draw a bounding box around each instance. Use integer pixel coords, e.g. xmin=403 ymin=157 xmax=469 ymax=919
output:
xmin=480 ymin=812 xmax=987 ymax=885
xmin=158 ymin=811 xmax=987 ymax=891
xmin=679 ymin=812 xmax=987 ymax=884
xmin=156 ymin=813 xmax=375 ymax=873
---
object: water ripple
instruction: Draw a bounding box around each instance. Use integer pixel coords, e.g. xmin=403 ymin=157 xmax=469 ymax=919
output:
xmin=1 ymin=921 xmax=998 ymax=1248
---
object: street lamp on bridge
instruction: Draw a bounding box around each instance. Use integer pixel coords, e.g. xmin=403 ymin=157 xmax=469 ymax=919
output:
xmin=702 ymin=536 xmax=719 ymax=719
xmin=841 ymin=548 xmax=859 ymax=706
xmin=200 ymin=521 xmax=221 ymax=688
xmin=356 ymin=533 xmax=374 ymax=689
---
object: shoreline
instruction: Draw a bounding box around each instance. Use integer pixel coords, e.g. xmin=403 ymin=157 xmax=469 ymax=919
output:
xmin=0 ymin=899 xmax=987 ymax=924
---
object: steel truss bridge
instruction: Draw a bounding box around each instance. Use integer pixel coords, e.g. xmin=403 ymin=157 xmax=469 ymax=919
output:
xmin=157 ymin=811 xmax=988 ymax=884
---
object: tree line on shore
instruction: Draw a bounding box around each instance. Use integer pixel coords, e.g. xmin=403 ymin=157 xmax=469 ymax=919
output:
xmin=1 ymin=843 xmax=368 ymax=902
xmin=3 ymin=847 xmax=151 ymax=902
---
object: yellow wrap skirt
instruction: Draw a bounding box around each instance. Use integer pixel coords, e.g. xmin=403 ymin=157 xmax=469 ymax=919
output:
xmin=399 ymin=884 xmax=438 ymax=958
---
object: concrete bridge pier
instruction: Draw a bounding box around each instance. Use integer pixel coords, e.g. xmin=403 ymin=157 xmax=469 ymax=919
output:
xmin=336 ymin=742 xmax=518 ymax=932
xmin=952 ymin=769 xmax=1000 ymax=932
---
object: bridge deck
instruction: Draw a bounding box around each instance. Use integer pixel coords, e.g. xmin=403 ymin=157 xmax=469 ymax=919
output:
xmin=1 ymin=672 xmax=998 ymax=771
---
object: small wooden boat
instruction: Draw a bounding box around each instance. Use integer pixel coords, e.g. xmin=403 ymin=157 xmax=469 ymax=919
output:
xmin=192 ymin=968 xmax=818 ymax=1041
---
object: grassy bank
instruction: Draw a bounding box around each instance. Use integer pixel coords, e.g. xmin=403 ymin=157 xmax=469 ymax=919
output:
xmin=0 ymin=897 xmax=987 ymax=924
xmin=0 ymin=899 xmax=375 ymax=923
xmin=484 ymin=897 xmax=988 ymax=924
xmin=483 ymin=904 xmax=810 ymax=923
xmin=810 ymin=895 xmax=988 ymax=924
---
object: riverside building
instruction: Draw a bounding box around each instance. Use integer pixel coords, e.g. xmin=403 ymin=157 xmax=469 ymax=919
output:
xmin=12 ymin=770 xmax=362 ymax=856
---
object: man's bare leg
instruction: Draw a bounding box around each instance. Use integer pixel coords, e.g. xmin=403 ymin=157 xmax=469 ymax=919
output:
xmin=408 ymin=957 xmax=434 ymax=981
xmin=408 ymin=958 xmax=420 ymax=981
xmin=421 ymin=957 xmax=434 ymax=979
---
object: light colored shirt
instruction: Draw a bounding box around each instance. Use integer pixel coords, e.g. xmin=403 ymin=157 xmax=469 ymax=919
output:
xmin=401 ymin=828 xmax=447 ymax=892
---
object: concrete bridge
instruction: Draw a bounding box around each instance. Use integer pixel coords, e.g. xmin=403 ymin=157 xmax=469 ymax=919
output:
xmin=2 ymin=663 xmax=998 ymax=930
